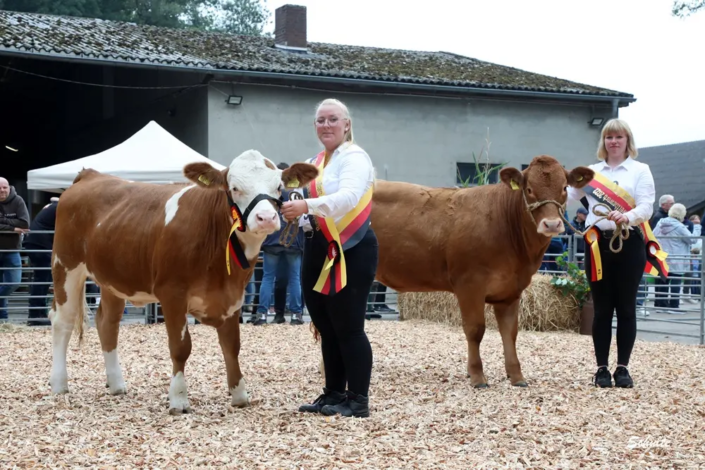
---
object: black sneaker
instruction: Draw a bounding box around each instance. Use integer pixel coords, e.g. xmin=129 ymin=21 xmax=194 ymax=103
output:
xmin=290 ymin=314 xmax=304 ymax=325
xmin=298 ymin=388 xmax=346 ymax=413
xmin=320 ymin=391 xmax=370 ymax=418
xmin=613 ymin=366 xmax=634 ymax=388
xmin=593 ymin=366 xmax=613 ymax=388
xmin=273 ymin=312 xmax=286 ymax=324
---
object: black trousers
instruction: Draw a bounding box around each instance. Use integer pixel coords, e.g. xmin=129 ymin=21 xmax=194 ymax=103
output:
xmin=302 ymin=228 xmax=378 ymax=397
xmin=584 ymin=229 xmax=646 ymax=367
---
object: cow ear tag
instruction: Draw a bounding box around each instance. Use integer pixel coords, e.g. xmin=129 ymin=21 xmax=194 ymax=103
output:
xmin=576 ymin=176 xmax=584 ymax=182
xmin=510 ymin=180 xmax=520 ymax=191
xmin=198 ymin=174 xmax=211 ymax=186
xmin=286 ymin=178 xmax=299 ymax=188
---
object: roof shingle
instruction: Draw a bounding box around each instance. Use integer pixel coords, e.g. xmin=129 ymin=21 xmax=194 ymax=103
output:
xmin=0 ymin=10 xmax=634 ymax=99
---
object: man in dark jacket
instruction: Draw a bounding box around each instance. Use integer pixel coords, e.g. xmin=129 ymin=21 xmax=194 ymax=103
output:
xmin=650 ymin=194 xmax=673 ymax=229
xmin=0 ymin=178 xmax=29 ymax=321
xmin=23 ymin=198 xmax=58 ymax=326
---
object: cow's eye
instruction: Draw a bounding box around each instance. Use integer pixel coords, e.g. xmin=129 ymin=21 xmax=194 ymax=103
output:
xmin=526 ymin=187 xmax=533 ymax=195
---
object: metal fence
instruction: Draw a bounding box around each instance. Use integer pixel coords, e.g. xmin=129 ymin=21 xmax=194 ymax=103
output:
xmin=3 ymin=230 xmax=702 ymax=344
xmin=0 ymin=230 xmax=400 ymax=326
xmin=540 ymin=234 xmax=704 ymax=345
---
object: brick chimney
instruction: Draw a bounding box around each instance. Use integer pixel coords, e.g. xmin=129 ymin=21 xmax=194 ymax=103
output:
xmin=274 ymin=4 xmax=307 ymax=50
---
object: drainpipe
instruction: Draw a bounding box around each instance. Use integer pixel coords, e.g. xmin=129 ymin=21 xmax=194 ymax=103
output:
xmin=612 ymin=99 xmax=619 ymax=119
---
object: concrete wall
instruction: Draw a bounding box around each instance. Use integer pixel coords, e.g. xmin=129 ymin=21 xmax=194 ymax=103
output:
xmin=208 ymin=83 xmax=609 ymax=214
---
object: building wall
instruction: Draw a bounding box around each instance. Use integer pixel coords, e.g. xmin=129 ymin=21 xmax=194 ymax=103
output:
xmin=208 ymin=83 xmax=610 ymax=214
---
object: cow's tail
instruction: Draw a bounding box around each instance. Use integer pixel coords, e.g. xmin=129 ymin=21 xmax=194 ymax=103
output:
xmin=309 ymin=321 xmax=320 ymax=343
xmin=76 ymin=281 xmax=91 ymax=347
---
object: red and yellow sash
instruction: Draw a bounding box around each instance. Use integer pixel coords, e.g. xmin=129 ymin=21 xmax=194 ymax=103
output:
xmin=307 ymin=150 xmax=373 ymax=295
xmin=582 ymin=171 xmax=669 ymax=282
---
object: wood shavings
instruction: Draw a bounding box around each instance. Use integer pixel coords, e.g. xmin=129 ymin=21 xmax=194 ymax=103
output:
xmin=0 ymin=321 xmax=703 ymax=468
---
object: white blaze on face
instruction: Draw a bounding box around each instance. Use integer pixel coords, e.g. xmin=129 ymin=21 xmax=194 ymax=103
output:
xmin=227 ymin=150 xmax=283 ymax=233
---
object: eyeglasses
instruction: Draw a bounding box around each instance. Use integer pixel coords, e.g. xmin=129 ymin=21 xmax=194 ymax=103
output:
xmin=315 ymin=116 xmax=346 ymax=127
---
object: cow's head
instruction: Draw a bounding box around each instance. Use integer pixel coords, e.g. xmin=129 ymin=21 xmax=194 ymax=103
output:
xmin=500 ymin=155 xmax=594 ymax=237
xmin=184 ymin=150 xmax=318 ymax=235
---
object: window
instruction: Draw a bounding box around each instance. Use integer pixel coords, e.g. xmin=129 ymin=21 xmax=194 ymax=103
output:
xmin=456 ymin=162 xmax=504 ymax=186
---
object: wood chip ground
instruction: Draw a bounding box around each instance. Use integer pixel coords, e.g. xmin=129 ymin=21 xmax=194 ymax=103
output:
xmin=1 ymin=320 xmax=704 ymax=468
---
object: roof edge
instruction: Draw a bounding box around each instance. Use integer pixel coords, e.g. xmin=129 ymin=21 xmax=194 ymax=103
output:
xmin=0 ymin=49 xmax=637 ymax=106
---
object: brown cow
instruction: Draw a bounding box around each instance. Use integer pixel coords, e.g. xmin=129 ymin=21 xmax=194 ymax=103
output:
xmin=313 ymin=155 xmax=593 ymax=388
xmin=48 ymin=150 xmax=318 ymax=414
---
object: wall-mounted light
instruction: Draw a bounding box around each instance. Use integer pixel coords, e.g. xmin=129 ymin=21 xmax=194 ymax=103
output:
xmin=226 ymin=95 xmax=243 ymax=106
xmin=588 ymin=117 xmax=604 ymax=127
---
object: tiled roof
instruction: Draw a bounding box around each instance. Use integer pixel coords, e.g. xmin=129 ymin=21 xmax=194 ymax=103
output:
xmin=638 ymin=140 xmax=705 ymax=213
xmin=0 ymin=10 xmax=634 ymax=99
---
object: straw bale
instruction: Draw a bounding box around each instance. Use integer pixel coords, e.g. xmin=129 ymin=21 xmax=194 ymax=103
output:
xmin=1 ymin=321 xmax=703 ymax=468
xmin=398 ymin=273 xmax=581 ymax=332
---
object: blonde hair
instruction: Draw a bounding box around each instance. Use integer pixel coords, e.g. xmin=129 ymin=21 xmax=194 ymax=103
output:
xmin=668 ymin=203 xmax=686 ymax=222
xmin=596 ymin=118 xmax=639 ymax=161
xmin=315 ymin=98 xmax=354 ymax=145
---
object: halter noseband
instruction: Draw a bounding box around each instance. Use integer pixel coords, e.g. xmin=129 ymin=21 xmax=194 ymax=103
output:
xmin=227 ymin=192 xmax=283 ymax=232
xmin=519 ymin=188 xmax=628 ymax=253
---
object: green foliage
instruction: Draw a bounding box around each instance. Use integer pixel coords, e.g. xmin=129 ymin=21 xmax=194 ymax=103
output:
xmin=672 ymin=0 xmax=705 ymax=17
xmin=550 ymin=251 xmax=591 ymax=308
xmin=456 ymin=128 xmax=508 ymax=188
xmin=0 ymin=0 xmax=272 ymax=36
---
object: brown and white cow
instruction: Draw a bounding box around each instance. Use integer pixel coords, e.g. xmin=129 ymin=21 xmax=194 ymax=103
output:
xmin=48 ymin=150 xmax=318 ymax=414
xmin=367 ymin=155 xmax=593 ymax=388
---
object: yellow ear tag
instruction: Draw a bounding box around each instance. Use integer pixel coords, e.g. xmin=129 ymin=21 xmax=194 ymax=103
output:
xmin=198 ymin=175 xmax=211 ymax=186
xmin=510 ymin=180 xmax=520 ymax=191
xmin=286 ymin=178 xmax=300 ymax=188
xmin=576 ymin=176 xmax=584 ymax=182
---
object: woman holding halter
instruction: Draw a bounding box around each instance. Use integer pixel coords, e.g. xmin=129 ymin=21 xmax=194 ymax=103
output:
xmin=281 ymin=98 xmax=377 ymax=418
xmin=568 ymin=118 xmax=659 ymax=389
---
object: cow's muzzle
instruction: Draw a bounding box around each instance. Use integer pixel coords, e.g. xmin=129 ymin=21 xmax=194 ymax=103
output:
xmin=228 ymin=193 xmax=282 ymax=233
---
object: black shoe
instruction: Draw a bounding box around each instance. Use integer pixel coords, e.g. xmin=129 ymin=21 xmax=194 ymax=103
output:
xmin=273 ymin=312 xmax=285 ymax=324
xmin=320 ymin=390 xmax=370 ymax=418
xmin=613 ymin=366 xmax=634 ymax=388
xmin=250 ymin=313 xmax=267 ymax=326
xmin=374 ymin=305 xmax=394 ymax=313
xmin=298 ymin=388 xmax=346 ymax=413
xmin=290 ymin=314 xmax=304 ymax=325
xmin=593 ymin=366 xmax=613 ymax=388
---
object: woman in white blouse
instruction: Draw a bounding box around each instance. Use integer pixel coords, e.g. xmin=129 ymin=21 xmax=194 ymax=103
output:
xmin=282 ymin=98 xmax=377 ymax=418
xmin=567 ymin=118 xmax=655 ymax=389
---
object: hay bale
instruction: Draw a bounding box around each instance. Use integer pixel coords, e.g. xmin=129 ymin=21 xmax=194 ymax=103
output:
xmin=398 ymin=273 xmax=580 ymax=332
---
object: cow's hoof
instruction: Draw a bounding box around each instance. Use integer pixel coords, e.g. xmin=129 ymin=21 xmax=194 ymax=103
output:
xmin=512 ymin=380 xmax=528 ymax=388
xmin=108 ymin=386 xmax=127 ymax=396
xmin=169 ymin=405 xmax=191 ymax=415
xmin=473 ymin=383 xmax=489 ymax=389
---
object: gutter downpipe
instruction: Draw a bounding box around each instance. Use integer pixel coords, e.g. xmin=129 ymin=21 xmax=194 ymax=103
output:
xmin=0 ymin=49 xmax=637 ymax=106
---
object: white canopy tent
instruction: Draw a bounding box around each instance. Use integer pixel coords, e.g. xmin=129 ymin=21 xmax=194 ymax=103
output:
xmin=27 ymin=120 xmax=225 ymax=193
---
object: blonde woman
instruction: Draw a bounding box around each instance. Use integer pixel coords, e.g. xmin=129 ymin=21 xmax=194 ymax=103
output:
xmin=567 ymin=118 xmax=657 ymax=388
xmin=282 ymin=98 xmax=377 ymax=418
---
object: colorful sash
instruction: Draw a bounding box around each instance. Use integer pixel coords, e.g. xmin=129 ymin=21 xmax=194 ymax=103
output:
xmin=582 ymin=171 xmax=669 ymax=282
xmin=305 ymin=150 xmax=373 ymax=295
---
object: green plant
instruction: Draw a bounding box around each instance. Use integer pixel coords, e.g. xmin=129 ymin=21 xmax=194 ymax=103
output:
xmin=550 ymin=251 xmax=591 ymax=308
xmin=456 ymin=128 xmax=508 ymax=188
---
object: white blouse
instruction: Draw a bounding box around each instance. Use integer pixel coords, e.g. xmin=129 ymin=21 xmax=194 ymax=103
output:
xmin=294 ymin=142 xmax=375 ymax=229
xmin=567 ymin=157 xmax=655 ymax=231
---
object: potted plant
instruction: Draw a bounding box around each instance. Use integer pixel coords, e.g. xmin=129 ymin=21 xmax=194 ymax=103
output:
xmin=550 ymin=251 xmax=593 ymax=335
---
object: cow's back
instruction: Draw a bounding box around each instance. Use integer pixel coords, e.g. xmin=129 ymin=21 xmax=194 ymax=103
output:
xmin=371 ymin=179 xmax=524 ymax=297
xmin=54 ymin=170 xmax=219 ymax=296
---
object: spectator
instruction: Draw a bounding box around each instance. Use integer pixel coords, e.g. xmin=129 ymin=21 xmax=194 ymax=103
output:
xmin=649 ymin=194 xmax=673 ymax=229
xmin=0 ymin=177 xmax=30 ymax=322
xmin=251 ymin=162 xmax=305 ymax=326
xmin=23 ymin=197 xmax=59 ymax=326
xmin=652 ymin=203 xmax=697 ymax=313
xmin=684 ymin=214 xmax=701 ymax=301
